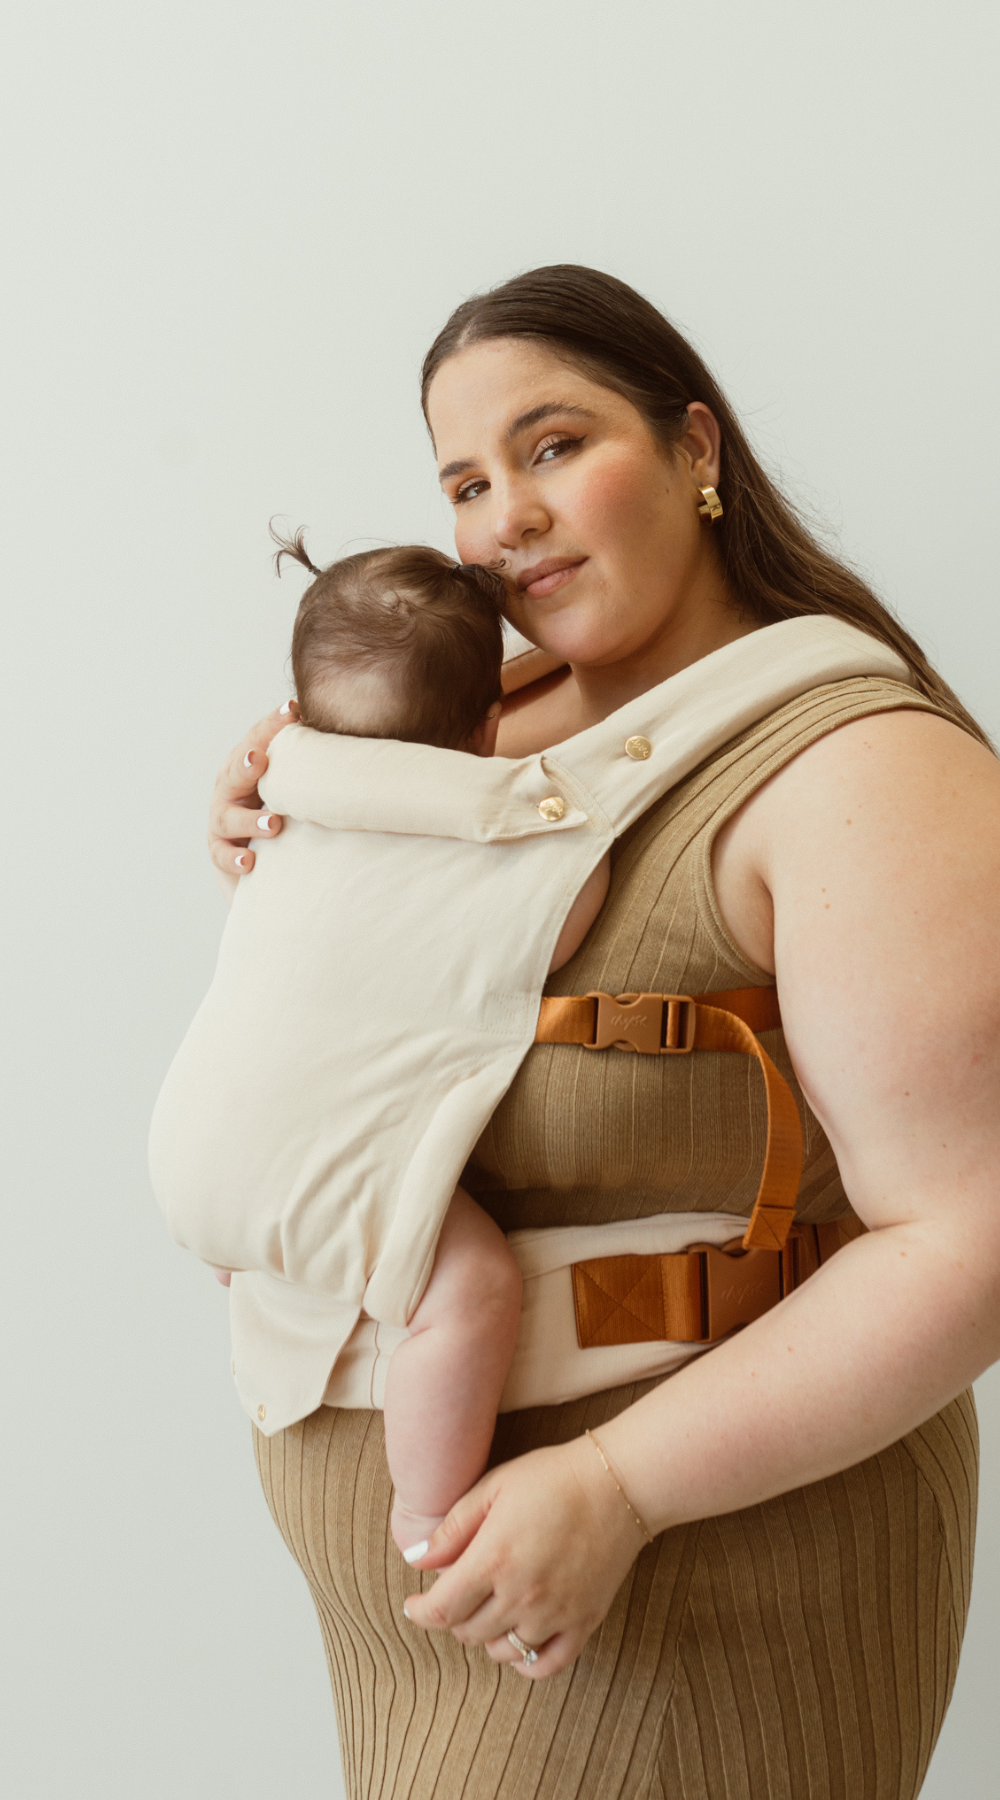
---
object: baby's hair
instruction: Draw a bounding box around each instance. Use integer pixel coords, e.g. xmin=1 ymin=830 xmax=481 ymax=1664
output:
xmin=272 ymin=524 xmax=323 ymax=579
xmin=270 ymin=524 xmax=507 ymax=750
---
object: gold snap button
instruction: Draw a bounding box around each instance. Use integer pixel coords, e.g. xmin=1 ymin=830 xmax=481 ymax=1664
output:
xmin=257 ymin=1403 xmax=266 ymax=1421
xmin=624 ymin=735 xmax=653 ymax=761
xmin=538 ymin=796 xmax=566 ymax=821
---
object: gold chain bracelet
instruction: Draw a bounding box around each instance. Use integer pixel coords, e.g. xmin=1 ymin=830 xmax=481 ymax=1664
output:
xmin=585 ymin=1429 xmax=654 ymax=1545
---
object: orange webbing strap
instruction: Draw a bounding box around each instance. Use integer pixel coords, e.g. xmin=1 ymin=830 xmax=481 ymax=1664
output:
xmin=690 ymin=1002 xmax=802 ymax=1252
xmin=534 ymin=995 xmax=604 ymax=1043
xmin=534 ymin=986 xmax=803 ymax=1253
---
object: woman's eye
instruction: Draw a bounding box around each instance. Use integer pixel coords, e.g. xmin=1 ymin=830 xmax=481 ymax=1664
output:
xmin=454 ymin=478 xmax=489 ymax=504
xmin=536 ymin=434 xmax=583 ymax=464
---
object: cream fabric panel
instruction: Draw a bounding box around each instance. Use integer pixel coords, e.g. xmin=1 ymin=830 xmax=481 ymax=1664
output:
xmin=149 ymin=619 xmax=910 ymax=1434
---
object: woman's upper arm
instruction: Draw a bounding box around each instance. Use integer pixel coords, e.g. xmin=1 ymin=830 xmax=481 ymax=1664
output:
xmin=739 ymin=710 xmax=1000 ymax=1235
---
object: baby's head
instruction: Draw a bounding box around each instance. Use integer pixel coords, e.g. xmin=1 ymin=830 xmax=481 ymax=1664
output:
xmin=274 ymin=529 xmax=506 ymax=752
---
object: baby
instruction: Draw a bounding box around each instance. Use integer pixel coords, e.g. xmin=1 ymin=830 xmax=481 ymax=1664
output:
xmin=236 ymin=533 xmax=608 ymax=1554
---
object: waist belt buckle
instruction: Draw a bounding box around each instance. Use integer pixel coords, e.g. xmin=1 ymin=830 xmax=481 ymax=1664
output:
xmin=690 ymin=1238 xmax=783 ymax=1341
xmin=585 ymin=991 xmax=696 ymax=1054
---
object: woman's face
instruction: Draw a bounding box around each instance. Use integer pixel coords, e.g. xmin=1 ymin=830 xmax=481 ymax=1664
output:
xmin=426 ymin=337 xmax=733 ymax=671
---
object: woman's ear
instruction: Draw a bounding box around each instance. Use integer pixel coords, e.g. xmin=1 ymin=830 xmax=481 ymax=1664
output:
xmin=675 ymin=401 xmax=722 ymax=490
xmin=466 ymin=703 xmax=502 ymax=758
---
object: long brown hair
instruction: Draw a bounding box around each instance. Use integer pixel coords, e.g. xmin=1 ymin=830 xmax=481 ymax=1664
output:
xmin=422 ymin=265 xmax=987 ymax=744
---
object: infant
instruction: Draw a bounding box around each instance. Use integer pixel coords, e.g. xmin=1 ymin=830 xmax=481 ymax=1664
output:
xmin=256 ymin=533 xmax=608 ymax=1553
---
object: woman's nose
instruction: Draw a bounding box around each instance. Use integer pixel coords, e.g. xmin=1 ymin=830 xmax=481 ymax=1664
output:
xmin=491 ymin=479 xmax=551 ymax=550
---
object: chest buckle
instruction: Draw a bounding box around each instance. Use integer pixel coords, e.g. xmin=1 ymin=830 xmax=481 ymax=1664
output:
xmin=584 ymin=991 xmax=697 ymax=1055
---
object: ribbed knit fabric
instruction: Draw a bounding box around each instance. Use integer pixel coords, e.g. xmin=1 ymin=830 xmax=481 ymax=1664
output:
xmin=255 ymin=1389 xmax=976 ymax=1800
xmin=469 ymin=678 xmax=951 ymax=1235
xmin=254 ymin=678 xmax=978 ymax=1798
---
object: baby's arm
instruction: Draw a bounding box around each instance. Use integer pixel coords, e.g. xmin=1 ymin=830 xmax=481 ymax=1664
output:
xmin=548 ymin=852 xmax=611 ymax=972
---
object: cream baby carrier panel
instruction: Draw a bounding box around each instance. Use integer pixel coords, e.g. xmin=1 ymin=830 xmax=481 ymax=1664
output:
xmin=148 ymin=619 xmax=911 ymax=1433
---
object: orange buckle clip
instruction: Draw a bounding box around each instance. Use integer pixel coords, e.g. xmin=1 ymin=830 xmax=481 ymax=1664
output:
xmin=584 ymin=991 xmax=696 ymax=1055
xmin=690 ymin=1239 xmax=783 ymax=1340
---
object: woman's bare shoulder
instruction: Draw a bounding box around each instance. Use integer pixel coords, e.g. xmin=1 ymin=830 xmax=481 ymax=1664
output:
xmin=753 ymin=706 xmax=997 ymax=835
xmin=713 ymin=707 xmax=999 ymax=974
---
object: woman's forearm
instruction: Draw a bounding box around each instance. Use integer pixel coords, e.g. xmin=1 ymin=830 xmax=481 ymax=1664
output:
xmin=598 ymin=1212 xmax=1000 ymax=1536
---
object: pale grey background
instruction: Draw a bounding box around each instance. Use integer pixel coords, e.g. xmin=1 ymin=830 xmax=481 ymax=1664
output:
xmin=2 ymin=2 xmax=997 ymax=1795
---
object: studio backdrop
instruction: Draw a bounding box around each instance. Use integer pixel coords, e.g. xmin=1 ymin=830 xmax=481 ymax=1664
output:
xmin=3 ymin=4 xmax=997 ymax=1797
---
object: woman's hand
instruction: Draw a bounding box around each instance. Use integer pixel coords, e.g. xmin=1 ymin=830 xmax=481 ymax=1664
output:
xmin=400 ymin=1435 xmax=649 ymax=1679
xmin=207 ymin=703 xmax=297 ymax=878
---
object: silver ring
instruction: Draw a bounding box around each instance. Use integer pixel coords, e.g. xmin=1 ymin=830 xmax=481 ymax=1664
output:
xmin=506 ymin=1629 xmax=539 ymax=1666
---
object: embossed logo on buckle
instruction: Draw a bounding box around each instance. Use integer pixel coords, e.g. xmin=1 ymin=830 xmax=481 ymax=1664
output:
xmin=688 ymin=1239 xmax=783 ymax=1340
xmin=584 ymin=992 xmax=696 ymax=1054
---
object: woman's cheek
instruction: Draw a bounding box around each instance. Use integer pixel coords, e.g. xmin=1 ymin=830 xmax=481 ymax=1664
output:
xmin=452 ymin=511 xmax=492 ymax=566
xmin=451 ymin=446 xmax=668 ymax=570
xmin=562 ymin=451 xmax=661 ymax=553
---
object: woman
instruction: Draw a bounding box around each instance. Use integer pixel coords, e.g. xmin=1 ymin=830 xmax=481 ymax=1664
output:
xmin=207 ymin=267 xmax=1000 ymax=1799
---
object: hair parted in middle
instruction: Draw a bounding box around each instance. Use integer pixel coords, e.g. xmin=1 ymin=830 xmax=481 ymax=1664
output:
xmin=270 ymin=525 xmax=506 ymax=750
xmin=421 ymin=263 xmax=987 ymax=746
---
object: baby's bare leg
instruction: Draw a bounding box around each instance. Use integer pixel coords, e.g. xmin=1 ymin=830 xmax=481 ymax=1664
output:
xmin=384 ymin=1186 xmax=522 ymax=1553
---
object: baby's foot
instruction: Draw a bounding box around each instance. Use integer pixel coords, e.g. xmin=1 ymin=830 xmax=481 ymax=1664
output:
xmin=391 ymin=1498 xmax=447 ymax=1558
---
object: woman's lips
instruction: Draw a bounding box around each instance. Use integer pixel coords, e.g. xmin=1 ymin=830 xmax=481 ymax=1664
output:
xmin=518 ymin=557 xmax=587 ymax=598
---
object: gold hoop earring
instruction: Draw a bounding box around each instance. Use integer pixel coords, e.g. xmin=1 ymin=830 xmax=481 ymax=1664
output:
xmin=697 ymin=486 xmax=723 ymax=524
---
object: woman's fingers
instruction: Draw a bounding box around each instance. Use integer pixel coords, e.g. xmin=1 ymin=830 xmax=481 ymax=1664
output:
xmin=404 ymin=1567 xmax=495 ymax=1633
xmin=445 ymin=1588 xmax=520 ymax=1648
xmin=484 ymin=1632 xmax=525 ymax=1666
xmin=210 ymin=828 xmax=274 ymax=878
xmin=208 ymin=704 xmax=297 ymax=876
xmin=400 ymin=1439 xmax=645 ymax=1678
xmin=401 ymin=1476 xmax=507 ymax=1631
xmin=407 ymin=1477 xmax=497 ymax=1572
xmin=215 ymin=801 xmax=282 ymax=844
xmin=484 ymin=1630 xmax=579 ymax=1680
xmin=401 ymin=1479 xmax=503 ymax=1632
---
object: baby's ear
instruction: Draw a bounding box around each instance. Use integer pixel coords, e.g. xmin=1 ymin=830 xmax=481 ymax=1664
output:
xmin=466 ymin=703 xmax=502 ymax=758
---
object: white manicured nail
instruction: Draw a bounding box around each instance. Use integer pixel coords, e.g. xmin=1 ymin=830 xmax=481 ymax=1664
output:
xmin=402 ymin=1540 xmax=429 ymax=1564
xmin=243 ymin=751 xmax=256 ymax=769
xmin=256 ymin=814 xmax=274 ymax=832
xmin=279 ymin=700 xmax=293 ymax=716
xmin=402 ymin=1602 xmax=411 ymax=1618
xmin=235 ymin=853 xmax=249 ymax=870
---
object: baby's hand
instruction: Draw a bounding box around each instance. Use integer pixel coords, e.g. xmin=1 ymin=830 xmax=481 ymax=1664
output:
xmin=209 ymin=1267 xmax=232 ymax=1287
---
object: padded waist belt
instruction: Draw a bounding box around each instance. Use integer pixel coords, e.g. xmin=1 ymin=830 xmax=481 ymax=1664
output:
xmin=568 ymin=1217 xmax=864 ymax=1349
xmin=533 ymin=985 xmax=854 ymax=1349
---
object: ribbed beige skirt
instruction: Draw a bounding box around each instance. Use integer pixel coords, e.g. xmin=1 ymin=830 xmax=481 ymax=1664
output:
xmin=255 ymin=1382 xmax=977 ymax=1800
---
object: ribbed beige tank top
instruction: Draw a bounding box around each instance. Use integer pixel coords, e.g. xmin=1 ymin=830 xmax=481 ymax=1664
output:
xmin=465 ymin=676 xmax=946 ymax=1234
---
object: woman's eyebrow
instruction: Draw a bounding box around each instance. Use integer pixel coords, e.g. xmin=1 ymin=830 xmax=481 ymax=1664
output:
xmin=438 ymin=455 xmax=478 ymax=483
xmin=506 ymin=401 xmax=595 ymax=440
xmin=438 ymin=403 xmax=596 ymax=484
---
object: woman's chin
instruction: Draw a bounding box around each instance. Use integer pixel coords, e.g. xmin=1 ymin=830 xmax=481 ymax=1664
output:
xmin=526 ymin=626 xmax=632 ymax=670
xmin=512 ymin=602 xmax=626 ymax=670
